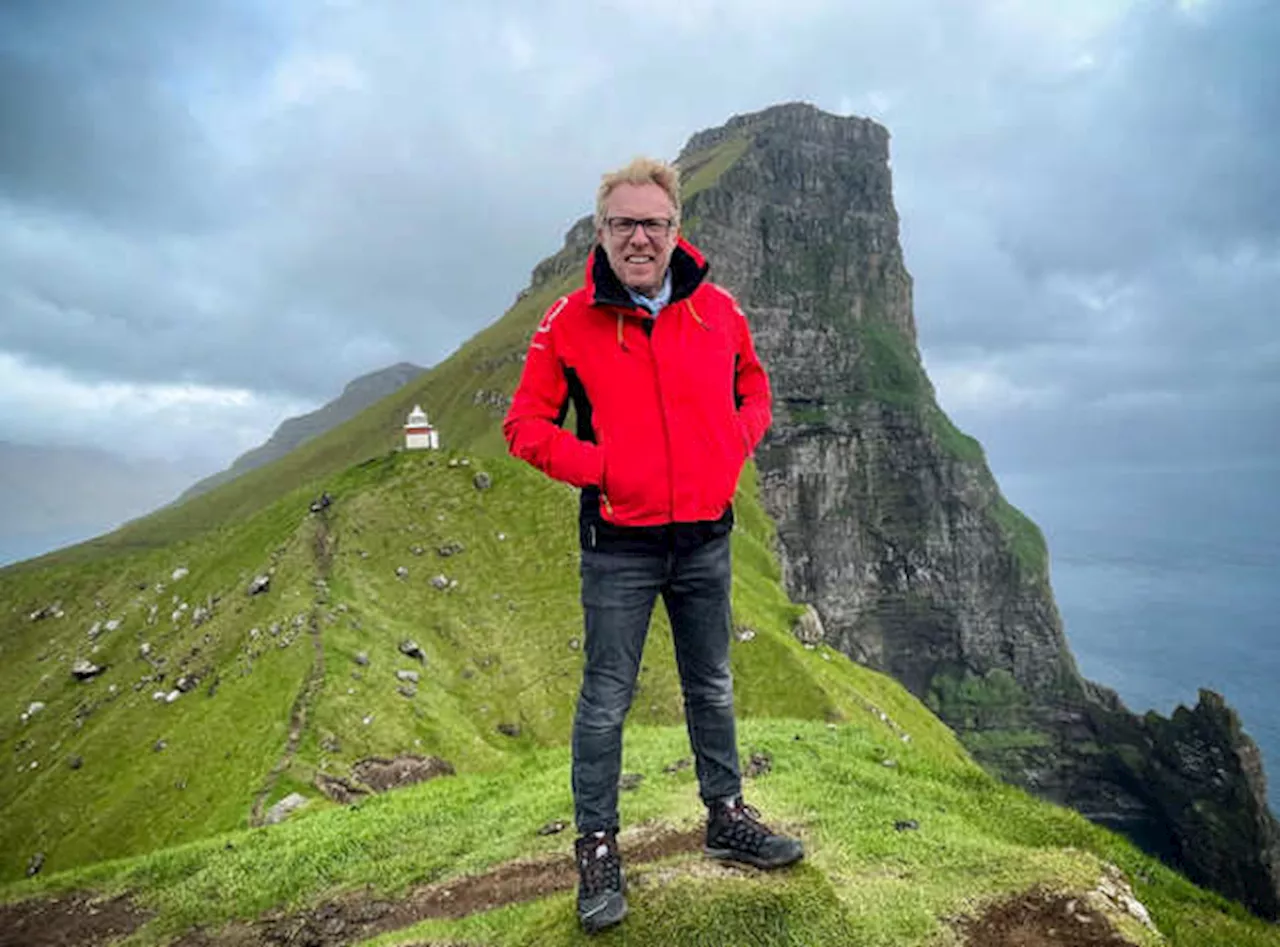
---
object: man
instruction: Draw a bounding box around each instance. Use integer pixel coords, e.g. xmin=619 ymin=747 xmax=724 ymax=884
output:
xmin=504 ymin=157 xmax=803 ymax=934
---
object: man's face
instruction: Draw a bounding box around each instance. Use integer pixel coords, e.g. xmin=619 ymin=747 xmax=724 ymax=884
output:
xmin=597 ymin=182 xmax=678 ymax=297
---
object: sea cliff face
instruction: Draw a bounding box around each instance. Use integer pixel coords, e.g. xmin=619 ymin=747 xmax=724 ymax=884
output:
xmin=665 ymin=102 xmax=1280 ymax=919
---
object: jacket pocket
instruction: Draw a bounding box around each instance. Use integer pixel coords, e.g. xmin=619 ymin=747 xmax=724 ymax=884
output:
xmin=733 ymin=413 xmax=751 ymax=459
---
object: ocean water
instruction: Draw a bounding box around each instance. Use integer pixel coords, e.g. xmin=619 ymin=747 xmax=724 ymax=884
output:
xmin=999 ymin=462 xmax=1280 ymax=811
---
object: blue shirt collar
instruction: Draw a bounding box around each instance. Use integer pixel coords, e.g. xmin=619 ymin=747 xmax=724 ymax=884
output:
xmin=626 ymin=270 xmax=673 ymax=315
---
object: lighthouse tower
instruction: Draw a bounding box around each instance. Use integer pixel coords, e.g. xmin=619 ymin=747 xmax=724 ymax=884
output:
xmin=404 ymin=405 xmax=439 ymax=450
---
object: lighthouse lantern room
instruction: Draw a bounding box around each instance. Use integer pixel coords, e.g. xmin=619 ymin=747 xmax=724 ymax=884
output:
xmin=404 ymin=405 xmax=439 ymax=450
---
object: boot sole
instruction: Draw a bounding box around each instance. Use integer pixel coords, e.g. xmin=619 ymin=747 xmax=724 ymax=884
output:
xmin=703 ymin=845 xmax=805 ymax=870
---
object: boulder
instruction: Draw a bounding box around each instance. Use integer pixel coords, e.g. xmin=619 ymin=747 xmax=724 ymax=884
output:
xmin=71 ymin=659 xmax=105 ymax=681
xmin=21 ymin=701 xmax=45 ymax=723
xmin=264 ymin=792 xmax=310 ymax=825
xmin=473 ymin=472 xmax=492 ymax=491
xmin=398 ymin=640 xmax=426 ymax=663
xmin=28 ymin=603 xmax=63 ymax=621
xmin=248 ymin=575 xmax=271 ymax=595
xmin=792 ymin=606 xmax=825 ymax=646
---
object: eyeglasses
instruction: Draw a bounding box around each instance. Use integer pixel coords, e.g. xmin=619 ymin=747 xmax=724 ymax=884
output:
xmin=605 ymin=217 xmax=675 ymax=239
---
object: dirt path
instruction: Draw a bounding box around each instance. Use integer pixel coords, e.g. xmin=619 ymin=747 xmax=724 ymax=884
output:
xmin=172 ymin=826 xmax=703 ymax=946
xmin=0 ymin=831 xmax=1142 ymax=947
xmin=0 ymin=893 xmax=152 ymax=947
xmin=249 ymin=514 xmax=332 ymax=826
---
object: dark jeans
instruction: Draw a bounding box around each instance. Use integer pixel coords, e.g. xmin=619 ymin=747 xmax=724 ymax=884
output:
xmin=572 ymin=532 xmax=742 ymax=833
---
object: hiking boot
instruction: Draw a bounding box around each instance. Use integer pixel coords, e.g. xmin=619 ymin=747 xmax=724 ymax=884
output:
xmin=575 ymin=830 xmax=627 ymax=933
xmin=704 ymin=797 xmax=804 ymax=869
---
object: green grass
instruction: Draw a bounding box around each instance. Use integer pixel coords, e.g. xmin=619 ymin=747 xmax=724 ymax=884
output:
xmin=680 ymin=135 xmax=752 ymax=202
xmin=989 ymin=494 xmax=1051 ymax=582
xmin=2 ymin=439 xmax=1276 ymax=947
xmin=0 ymin=447 xmax=957 ymax=884
xmin=4 ymin=718 xmax=1275 ymax=946
xmin=0 ymin=480 xmax=324 ymax=877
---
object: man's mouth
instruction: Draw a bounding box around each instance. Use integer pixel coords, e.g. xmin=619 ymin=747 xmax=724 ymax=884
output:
xmin=626 ymin=256 xmax=654 ymax=264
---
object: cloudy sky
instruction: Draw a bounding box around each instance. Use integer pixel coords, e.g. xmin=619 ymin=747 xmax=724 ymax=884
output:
xmin=1 ymin=0 xmax=1276 ymax=480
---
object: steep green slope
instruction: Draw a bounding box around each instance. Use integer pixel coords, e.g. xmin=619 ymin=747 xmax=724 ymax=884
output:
xmin=4 ymin=449 xmax=1278 ymax=945
xmin=4 ymin=718 xmax=1278 ymax=946
xmin=2 ymin=446 xmax=959 ymax=883
xmin=8 ymin=273 xmax=575 ymax=567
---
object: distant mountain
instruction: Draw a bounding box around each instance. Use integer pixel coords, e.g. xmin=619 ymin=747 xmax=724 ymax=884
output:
xmin=178 ymin=361 xmax=426 ymax=501
xmin=0 ymin=442 xmax=196 ymax=566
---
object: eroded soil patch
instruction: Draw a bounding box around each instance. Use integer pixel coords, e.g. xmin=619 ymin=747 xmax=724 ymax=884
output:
xmin=352 ymin=755 xmax=455 ymax=792
xmin=956 ymin=888 xmax=1137 ymax=947
xmin=172 ymin=826 xmax=702 ymax=946
xmin=0 ymin=893 xmax=152 ymax=947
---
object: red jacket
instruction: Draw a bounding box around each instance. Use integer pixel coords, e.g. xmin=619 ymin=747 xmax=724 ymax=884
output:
xmin=504 ymin=238 xmax=772 ymax=528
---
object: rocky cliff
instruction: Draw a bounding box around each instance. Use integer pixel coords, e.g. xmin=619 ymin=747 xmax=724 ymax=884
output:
xmin=658 ymin=102 xmax=1279 ymax=918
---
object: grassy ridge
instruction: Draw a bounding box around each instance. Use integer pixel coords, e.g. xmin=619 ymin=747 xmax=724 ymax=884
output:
xmin=1 ymin=447 xmax=955 ymax=884
xmin=4 ymin=717 xmax=1276 ymax=945
xmin=3 ymin=449 xmax=1277 ymax=944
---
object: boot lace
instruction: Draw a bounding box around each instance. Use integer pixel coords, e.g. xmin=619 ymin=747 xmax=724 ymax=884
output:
xmin=716 ymin=801 xmax=774 ymax=854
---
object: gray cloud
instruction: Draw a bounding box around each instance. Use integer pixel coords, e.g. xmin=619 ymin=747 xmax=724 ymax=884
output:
xmin=0 ymin=0 xmax=1275 ymax=475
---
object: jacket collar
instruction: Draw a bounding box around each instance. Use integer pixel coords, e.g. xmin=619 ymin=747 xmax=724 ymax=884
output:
xmin=586 ymin=237 xmax=709 ymax=311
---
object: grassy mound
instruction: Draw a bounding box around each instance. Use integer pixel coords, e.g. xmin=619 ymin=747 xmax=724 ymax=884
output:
xmin=3 ymin=718 xmax=1276 ymax=945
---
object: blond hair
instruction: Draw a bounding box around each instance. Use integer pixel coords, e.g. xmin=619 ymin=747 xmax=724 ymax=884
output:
xmin=595 ymin=157 xmax=681 ymax=228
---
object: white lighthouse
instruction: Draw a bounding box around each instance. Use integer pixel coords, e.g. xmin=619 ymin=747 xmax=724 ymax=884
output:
xmin=404 ymin=405 xmax=439 ymax=450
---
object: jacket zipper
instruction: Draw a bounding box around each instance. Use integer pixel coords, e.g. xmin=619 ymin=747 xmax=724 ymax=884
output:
xmin=646 ymin=316 xmax=676 ymax=520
